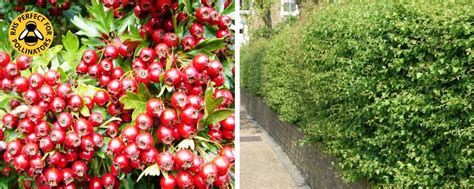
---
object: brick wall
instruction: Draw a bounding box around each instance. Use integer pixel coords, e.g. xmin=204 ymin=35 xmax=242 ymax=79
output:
xmin=241 ymin=91 xmax=371 ymax=189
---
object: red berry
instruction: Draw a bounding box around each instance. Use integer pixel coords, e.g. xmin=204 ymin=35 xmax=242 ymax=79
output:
xmin=213 ymin=156 xmax=230 ymax=175
xmin=62 ymin=168 xmax=75 ymax=185
xmin=1 ymin=78 xmax=12 ymax=91
xmin=101 ymin=173 xmax=117 ymax=189
xmin=176 ymin=171 xmax=194 ymax=188
xmin=38 ymin=85 xmax=55 ymax=103
xmin=196 ymin=7 xmax=211 ymax=23
xmin=28 ymin=106 xmax=45 ymax=123
xmin=50 ymin=128 xmax=65 ymax=144
xmin=163 ymin=33 xmax=179 ymax=48
xmin=88 ymin=112 xmax=104 ymax=127
xmin=107 ymin=137 xmax=125 ymax=156
xmin=7 ymin=140 xmax=22 ymax=156
xmin=93 ymin=90 xmax=110 ymax=106
xmin=16 ymin=55 xmax=31 ymax=70
xmin=56 ymin=83 xmax=72 ymax=99
xmin=113 ymin=154 xmax=130 ymax=172
xmin=160 ymin=174 xmax=177 ymax=189
xmin=88 ymin=64 xmax=101 ymax=77
xmin=192 ymin=54 xmax=209 ymax=72
xmin=110 ymin=68 xmax=124 ymax=81
xmin=83 ymin=96 xmax=94 ymax=110
xmin=74 ymin=118 xmax=93 ymax=136
xmin=140 ymin=147 xmax=159 ymax=165
xmin=124 ymin=143 xmax=140 ymax=161
xmin=189 ymin=156 xmax=204 ymax=173
xmin=57 ymin=112 xmax=73 ymax=129
xmin=104 ymin=45 xmax=119 ymax=60
xmin=181 ymin=36 xmax=196 ymax=51
xmin=122 ymin=125 xmax=139 ymax=143
xmin=71 ymin=161 xmax=87 ymax=178
xmin=219 ymin=146 xmax=235 ymax=163
xmin=76 ymin=61 xmax=89 ymax=74
xmin=216 ymin=29 xmax=231 ymax=39
xmin=218 ymin=15 xmax=232 ymax=29
xmin=160 ymin=108 xmax=178 ymax=126
xmin=182 ymin=66 xmax=199 ymax=84
xmin=155 ymin=43 xmax=169 ymax=59
xmin=5 ymin=63 xmax=19 ymax=78
xmin=35 ymin=121 xmax=50 ymax=137
xmin=199 ymin=162 xmax=218 ymax=184
xmin=121 ymin=77 xmax=138 ymax=93
xmin=164 ymin=68 xmax=181 ymax=86
xmin=180 ymin=105 xmax=200 ymax=125
xmin=99 ymin=59 xmax=113 ymax=73
xmin=157 ymin=152 xmax=175 ymax=171
xmin=50 ymin=97 xmax=66 ymax=113
xmin=13 ymin=154 xmax=30 ymax=172
xmin=222 ymin=130 xmax=234 ymax=140
xmin=175 ymin=149 xmax=194 ymax=170
xmin=68 ymin=94 xmax=83 ymax=112
xmin=28 ymin=73 xmax=44 ymax=89
xmin=156 ymin=126 xmax=175 ymax=145
xmin=65 ymin=132 xmax=81 ymax=148
xmin=190 ymin=23 xmax=204 ymax=39
xmin=139 ymin=47 xmax=156 ymax=63
xmin=207 ymin=60 xmax=223 ymax=77
xmin=221 ymin=115 xmax=235 ymax=131
xmin=135 ymin=132 xmax=154 ymax=150
xmin=80 ymin=135 xmax=95 ymax=151
xmin=178 ymin=123 xmax=196 ymax=138
xmin=106 ymin=122 xmax=120 ymax=137
xmin=83 ymin=50 xmax=98 ymax=64
xmin=152 ymin=29 xmax=166 ymax=43
xmin=39 ymin=136 xmax=54 ymax=152
xmin=171 ymin=91 xmax=188 ymax=109
xmin=0 ymin=52 xmax=11 ymax=66
xmin=44 ymin=168 xmax=62 ymax=187
xmin=44 ymin=70 xmax=60 ymax=86
xmin=18 ymin=119 xmax=34 ymax=134
xmin=90 ymin=177 xmax=103 ymax=189
xmin=2 ymin=113 xmax=17 ymax=129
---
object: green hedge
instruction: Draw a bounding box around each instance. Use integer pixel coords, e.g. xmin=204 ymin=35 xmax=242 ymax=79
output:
xmin=241 ymin=2 xmax=473 ymax=187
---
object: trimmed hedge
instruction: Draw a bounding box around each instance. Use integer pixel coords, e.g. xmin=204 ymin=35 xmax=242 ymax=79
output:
xmin=241 ymin=2 xmax=473 ymax=187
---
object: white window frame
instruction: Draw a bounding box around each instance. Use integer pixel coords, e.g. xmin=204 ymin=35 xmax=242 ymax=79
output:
xmin=280 ymin=0 xmax=299 ymax=17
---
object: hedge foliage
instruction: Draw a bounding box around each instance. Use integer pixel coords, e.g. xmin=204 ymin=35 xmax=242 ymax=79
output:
xmin=241 ymin=2 xmax=473 ymax=187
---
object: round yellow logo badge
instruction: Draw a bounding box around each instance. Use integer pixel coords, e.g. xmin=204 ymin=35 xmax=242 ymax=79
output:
xmin=9 ymin=11 xmax=54 ymax=56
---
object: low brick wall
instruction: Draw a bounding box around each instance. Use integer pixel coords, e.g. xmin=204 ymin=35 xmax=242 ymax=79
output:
xmin=241 ymin=91 xmax=370 ymax=189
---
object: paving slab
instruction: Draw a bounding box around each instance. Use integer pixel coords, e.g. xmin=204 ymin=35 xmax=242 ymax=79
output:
xmin=240 ymin=109 xmax=310 ymax=189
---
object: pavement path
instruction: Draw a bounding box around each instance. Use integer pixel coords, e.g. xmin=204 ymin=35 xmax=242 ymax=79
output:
xmin=240 ymin=109 xmax=310 ymax=189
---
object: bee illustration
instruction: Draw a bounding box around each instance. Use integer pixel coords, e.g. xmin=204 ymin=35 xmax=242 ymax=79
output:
xmin=18 ymin=21 xmax=43 ymax=46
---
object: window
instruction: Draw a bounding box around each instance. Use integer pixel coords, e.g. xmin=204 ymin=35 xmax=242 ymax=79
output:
xmin=280 ymin=0 xmax=299 ymax=17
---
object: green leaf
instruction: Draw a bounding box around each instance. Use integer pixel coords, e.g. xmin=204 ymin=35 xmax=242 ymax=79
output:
xmin=204 ymin=87 xmax=224 ymax=118
xmin=221 ymin=0 xmax=235 ymax=15
xmin=177 ymin=139 xmax=195 ymax=150
xmin=137 ymin=163 xmax=160 ymax=182
xmin=204 ymin=109 xmax=233 ymax=125
xmin=72 ymin=16 xmax=101 ymax=37
xmin=119 ymin=92 xmax=147 ymax=121
xmin=116 ymin=12 xmax=137 ymax=34
xmin=80 ymin=105 xmax=90 ymax=117
xmin=62 ymin=31 xmax=79 ymax=52
xmin=75 ymin=83 xmax=102 ymax=97
xmin=188 ymin=38 xmax=226 ymax=56
xmin=81 ymin=38 xmax=106 ymax=47
xmin=0 ymin=20 xmax=13 ymax=53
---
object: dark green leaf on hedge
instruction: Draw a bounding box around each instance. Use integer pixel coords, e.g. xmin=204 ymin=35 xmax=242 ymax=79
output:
xmin=72 ymin=16 xmax=101 ymax=37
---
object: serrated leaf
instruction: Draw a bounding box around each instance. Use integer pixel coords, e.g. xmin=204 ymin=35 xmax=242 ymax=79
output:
xmin=80 ymin=105 xmax=90 ymax=117
xmin=116 ymin=12 xmax=137 ymax=34
xmin=75 ymin=83 xmax=102 ymax=97
xmin=119 ymin=92 xmax=147 ymax=120
xmin=137 ymin=163 xmax=160 ymax=182
xmin=177 ymin=139 xmax=195 ymax=150
xmin=204 ymin=109 xmax=233 ymax=125
xmin=62 ymin=31 xmax=79 ymax=52
xmin=81 ymin=38 xmax=106 ymax=47
xmin=188 ymin=38 xmax=226 ymax=56
xmin=72 ymin=16 xmax=101 ymax=37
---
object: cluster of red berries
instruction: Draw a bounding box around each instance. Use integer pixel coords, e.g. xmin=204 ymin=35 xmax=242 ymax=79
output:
xmin=0 ymin=0 xmax=235 ymax=187
xmin=6 ymin=0 xmax=72 ymax=16
xmin=102 ymin=0 xmax=232 ymax=51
